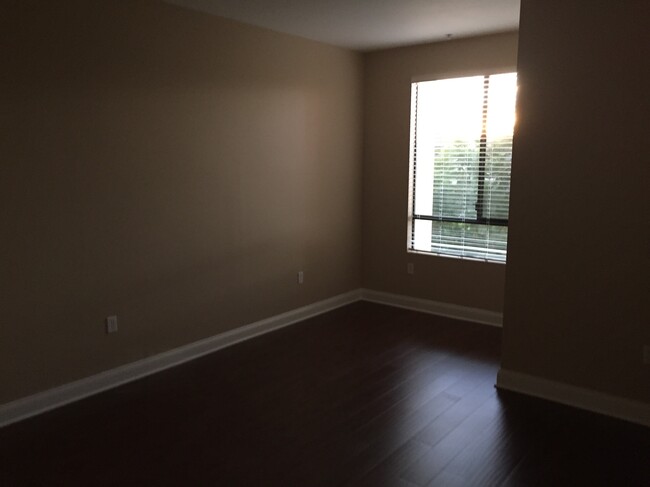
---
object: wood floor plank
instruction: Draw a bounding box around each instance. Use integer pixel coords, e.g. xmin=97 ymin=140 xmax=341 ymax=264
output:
xmin=0 ymin=302 xmax=648 ymax=486
xmin=349 ymin=439 xmax=433 ymax=486
xmin=427 ymin=399 xmax=526 ymax=486
xmin=400 ymin=392 xmax=504 ymax=486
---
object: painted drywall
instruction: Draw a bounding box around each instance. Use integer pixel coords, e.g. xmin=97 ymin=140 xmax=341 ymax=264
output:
xmin=362 ymin=32 xmax=519 ymax=313
xmin=0 ymin=0 xmax=362 ymax=404
xmin=501 ymin=0 xmax=649 ymax=404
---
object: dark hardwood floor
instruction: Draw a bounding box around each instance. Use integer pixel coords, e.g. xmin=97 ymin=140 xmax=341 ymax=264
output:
xmin=1 ymin=302 xmax=648 ymax=486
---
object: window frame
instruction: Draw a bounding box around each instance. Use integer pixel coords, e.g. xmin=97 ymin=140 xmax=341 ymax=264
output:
xmin=406 ymin=70 xmax=517 ymax=263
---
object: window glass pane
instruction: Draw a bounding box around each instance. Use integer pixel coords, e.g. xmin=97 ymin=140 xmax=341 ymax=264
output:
xmin=484 ymin=73 xmax=517 ymax=221
xmin=412 ymin=218 xmax=432 ymax=252
xmin=413 ymin=76 xmax=484 ymax=218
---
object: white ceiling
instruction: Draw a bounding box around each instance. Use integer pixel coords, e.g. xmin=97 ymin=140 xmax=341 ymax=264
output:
xmin=164 ymin=0 xmax=520 ymax=51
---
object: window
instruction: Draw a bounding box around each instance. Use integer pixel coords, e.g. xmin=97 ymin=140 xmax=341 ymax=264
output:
xmin=408 ymin=72 xmax=517 ymax=263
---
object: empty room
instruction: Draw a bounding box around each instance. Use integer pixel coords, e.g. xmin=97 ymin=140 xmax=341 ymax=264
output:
xmin=1 ymin=0 xmax=648 ymax=485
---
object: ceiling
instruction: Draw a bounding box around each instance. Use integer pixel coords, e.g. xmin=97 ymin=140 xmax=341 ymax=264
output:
xmin=164 ymin=0 xmax=520 ymax=51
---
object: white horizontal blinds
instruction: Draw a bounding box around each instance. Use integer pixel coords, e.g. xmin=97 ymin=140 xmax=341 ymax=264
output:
xmin=409 ymin=72 xmax=517 ymax=262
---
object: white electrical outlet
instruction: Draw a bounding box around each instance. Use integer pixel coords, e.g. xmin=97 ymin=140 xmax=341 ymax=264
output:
xmin=643 ymin=345 xmax=650 ymax=364
xmin=106 ymin=315 xmax=118 ymax=334
xmin=297 ymin=271 xmax=304 ymax=284
xmin=407 ymin=263 xmax=414 ymax=275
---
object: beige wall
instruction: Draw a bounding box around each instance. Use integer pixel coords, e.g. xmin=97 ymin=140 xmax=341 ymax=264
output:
xmin=362 ymin=33 xmax=519 ymax=312
xmin=7 ymin=0 xmax=644 ymax=413
xmin=501 ymin=1 xmax=649 ymax=403
xmin=0 ymin=0 xmax=362 ymax=404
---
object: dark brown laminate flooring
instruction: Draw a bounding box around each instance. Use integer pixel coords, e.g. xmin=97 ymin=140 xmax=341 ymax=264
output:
xmin=1 ymin=302 xmax=648 ymax=486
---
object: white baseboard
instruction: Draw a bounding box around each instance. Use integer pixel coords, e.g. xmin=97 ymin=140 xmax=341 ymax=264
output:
xmin=497 ymin=368 xmax=650 ymax=428
xmin=5 ymin=288 xmax=646 ymax=429
xmin=0 ymin=288 xmax=502 ymax=428
xmin=0 ymin=290 xmax=362 ymax=428
xmin=360 ymin=288 xmax=503 ymax=327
